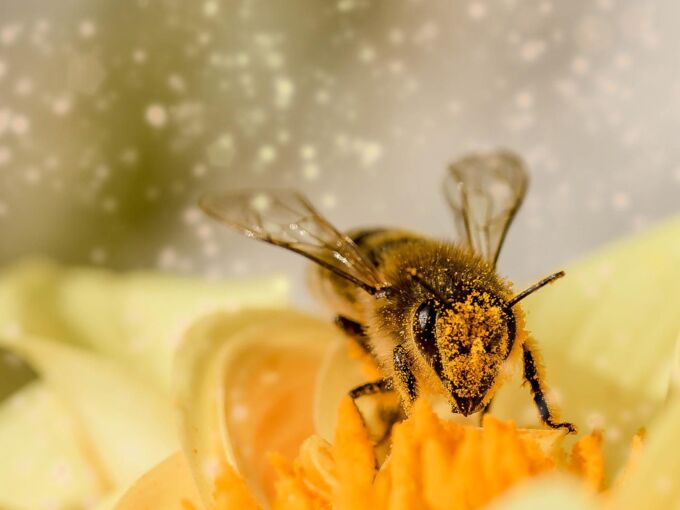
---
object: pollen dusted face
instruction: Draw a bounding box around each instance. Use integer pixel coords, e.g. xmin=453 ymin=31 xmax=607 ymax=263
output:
xmin=435 ymin=291 xmax=511 ymax=414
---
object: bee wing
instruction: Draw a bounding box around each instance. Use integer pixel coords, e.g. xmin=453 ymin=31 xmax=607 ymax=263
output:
xmin=443 ymin=151 xmax=528 ymax=266
xmin=200 ymin=190 xmax=387 ymax=293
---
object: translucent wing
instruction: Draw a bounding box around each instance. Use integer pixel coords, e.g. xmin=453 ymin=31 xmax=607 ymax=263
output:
xmin=200 ymin=190 xmax=387 ymax=294
xmin=443 ymin=150 xmax=528 ymax=266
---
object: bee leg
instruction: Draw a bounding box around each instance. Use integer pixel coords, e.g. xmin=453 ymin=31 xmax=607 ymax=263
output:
xmin=349 ymin=378 xmax=393 ymax=399
xmin=478 ymin=397 xmax=494 ymax=425
xmin=522 ymin=342 xmax=577 ymax=434
xmin=335 ymin=315 xmax=372 ymax=354
xmin=393 ymin=344 xmax=418 ymax=404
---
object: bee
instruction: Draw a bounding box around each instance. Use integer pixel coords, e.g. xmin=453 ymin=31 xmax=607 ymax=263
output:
xmin=200 ymin=150 xmax=575 ymax=432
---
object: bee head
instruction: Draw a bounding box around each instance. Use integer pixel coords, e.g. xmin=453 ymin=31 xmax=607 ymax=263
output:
xmin=412 ymin=290 xmax=515 ymax=416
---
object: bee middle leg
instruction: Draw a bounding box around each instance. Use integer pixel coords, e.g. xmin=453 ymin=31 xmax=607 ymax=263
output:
xmin=335 ymin=315 xmax=372 ymax=354
xmin=349 ymin=378 xmax=393 ymax=399
xmin=522 ymin=342 xmax=577 ymax=433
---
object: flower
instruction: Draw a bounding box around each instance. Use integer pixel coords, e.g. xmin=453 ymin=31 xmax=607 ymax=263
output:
xmin=0 ymin=257 xmax=288 ymax=509
xmin=115 ymin=215 xmax=680 ymax=510
xmin=1 ymin=215 xmax=679 ymax=510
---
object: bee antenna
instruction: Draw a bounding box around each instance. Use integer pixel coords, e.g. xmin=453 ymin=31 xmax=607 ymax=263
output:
xmin=508 ymin=270 xmax=565 ymax=307
xmin=408 ymin=269 xmax=452 ymax=305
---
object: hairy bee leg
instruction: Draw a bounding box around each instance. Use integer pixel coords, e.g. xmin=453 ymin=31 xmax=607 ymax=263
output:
xmin=393 ymin=344 xmax=418 ymax=404
xmin=349 ymin=378 xmax=393 ymax=399
xmin=335 ymin=315 xmax=372 ymax=354
xmin=522 ymin=343 xmax=577 ymax=433
xmin=478 ymin=397 xmax=494 ymax=425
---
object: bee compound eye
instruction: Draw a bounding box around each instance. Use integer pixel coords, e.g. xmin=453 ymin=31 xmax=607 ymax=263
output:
xmin=415 ymin=301 xmax=437 ymax=334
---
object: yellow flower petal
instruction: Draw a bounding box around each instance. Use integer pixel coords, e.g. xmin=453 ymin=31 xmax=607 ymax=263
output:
xmin=609 ymin=396 xmax=680 ymax=510
xmin=115 ymin=452 xmax=201 ymax=510
xmin=173 ymin=309 xmax=344 ymax=508
xmin=0 ymin=257 xmax=289 ymax=390
xmin=492 ymin=215 xmax=680 ymax=476
xmin=488 ymin=475 xmax=601 ymax=510
xmin=0 ymin=382 xmax=102 ymax=509
xmin=1 ymin=336 xmax=177 ymax=495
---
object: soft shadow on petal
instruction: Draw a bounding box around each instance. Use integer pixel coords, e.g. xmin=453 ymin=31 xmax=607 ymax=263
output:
xmin=0 ymin=336 xmax=177 ymax=496
xmin=493 ymin=216 xmax=680 ymax=477
xmin=114 ymin=452 xmax=201 ymax=510
xmin=174 ymin=309 xmax=345 ymax=508
xmin=488 ymin=474 xmax=601 ymax=510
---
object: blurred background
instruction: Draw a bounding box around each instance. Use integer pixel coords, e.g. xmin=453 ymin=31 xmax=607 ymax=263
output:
xmin=1 ymin=0 xmax=679 ymax=301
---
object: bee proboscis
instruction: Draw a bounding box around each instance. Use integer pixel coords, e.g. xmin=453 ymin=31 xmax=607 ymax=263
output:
xmin=201 ymin=150 xmax=576 ymax=433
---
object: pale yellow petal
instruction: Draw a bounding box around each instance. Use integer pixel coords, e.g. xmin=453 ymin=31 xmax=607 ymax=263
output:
xmin=114 ymin=452 xmax=201 ymax=510
xmin=0 ymin=257 xmax=289 ymax=390
xmin=488 ymin=474 xmax=601 ymax=510
xmin=0 ymin=382 xmax=102 ymax=509
xmin=174 ymin=309 xmax=344 ymax=509
xmin=1 ymin=337 xmax=177 ymax=494
xmin=609 ymin=396 xmax=680 ymax=510
xmin=493 ymin=215 xmax=680 ymax=475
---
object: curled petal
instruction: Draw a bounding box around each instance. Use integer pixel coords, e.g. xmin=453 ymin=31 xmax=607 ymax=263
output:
xmin=173 ymin=309 xmax=345 ymax=508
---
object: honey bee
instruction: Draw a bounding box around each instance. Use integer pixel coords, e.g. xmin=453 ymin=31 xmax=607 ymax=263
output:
xmin=200 ymin=150 xmax=575 ymax=432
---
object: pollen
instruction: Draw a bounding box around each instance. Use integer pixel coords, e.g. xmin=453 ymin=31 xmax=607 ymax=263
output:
xmin=210 ymin=397 xmax=619 ymax=510
xmin=435 ymin=293 xmax=509 ymax=397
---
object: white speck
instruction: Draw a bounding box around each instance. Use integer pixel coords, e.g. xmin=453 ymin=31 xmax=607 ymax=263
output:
xmin=167 ymin=74 xmax=186 ymax=93
xmin=10 ymin=114 xmax=30 ymax=135
xmin=183 ymin=207 xmax=202 ymax=225
xmin=78 ymin=20 xmax=96 ymax=38
xmin=203 ymin=1 xmax=219 ymax=17
xmin=207 ymin=134 xmax=236 ymax=167
xmin=196 ymin=224 xmax=213 ymax=240
xmin=357 ymin=141 xmax=383 ymax=167
xmin=302 ymin=163 xmax=319 ymax=181
xmin=515 ymin=91 xmax=534 ymax=109
xmin=571 ymin=56 xmax=589 ymax=75
xmin=158 ymin=247 xmax=178 ymax=269
xmin=321 ymin=193 xmax=337 ymax=209
xmin=672 ymin=166 xmax=680 ymax=183
xmin=132 ymin=49 xmax=147 ymax=64
xmin=274 ymin=76 xmax=294 ymax=109
xmin=337 ymin=0 xmax=357 ymax=12
xmin=202 ymin=458 xmax=221 ymax=479
xmin=145 ymin=104 xmax=168 ymax=127
xmin=250 ymin=193 xmax=271 ymax=212
xmin=102 ymin=197 xmax=118 ymax=213
xmin=1 ymin=24 xmax=23 ymax=45
xmin=15 ymin=77 xmax=33 ymax=96
xmin=519 ymin=39 xmax=547 ymax=62
xmin=656 ymin=475 xmax=672 ymax=494
xmin=193 ymin=163 xmax=207 ymax=177
xmin=611 ymin=192 xmax=630 ymax=211
xmin=260 ymin=370 xmax=280 ymax=385
xmin=0 ymin=146 xmax=11 ymax=166
xmin=388 ymin=29 xmax=405 ymax=45
xmin=468 ymin=1 xmax=488 ymax=20
xmin=586 ymin=412 xmax=605 ymax=429
xmin=358 ymin=46 xmax=376 ymax=63
xmin=300 ymin=144 xmax=316 ymax=160
xmin=52 ymin=97 xmax=72 ymax=116
xmin=258 ymin=145 xmax=277 ymax=164
xmin=90 ymin=247 xmax=108 ymax=264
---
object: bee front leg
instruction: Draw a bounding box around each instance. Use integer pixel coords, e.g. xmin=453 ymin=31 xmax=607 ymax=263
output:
xmin=393 ymin=344 xmax=418 ymax=405
xmin=522 ymin=342 xmax=577 ymax=433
